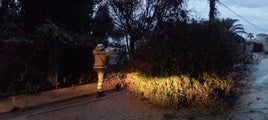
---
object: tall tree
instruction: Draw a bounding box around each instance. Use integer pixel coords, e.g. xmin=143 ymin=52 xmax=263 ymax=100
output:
xmin=220 ymin=18 xmax=246 ymax=35
xmin=92 ymin=4 xmax=114 ymax=40
xmin=247 ymin=33 xmax=254 ymax=41
xmin=108 ymin=0 xmax=141 ymax=57
xmin=0 ymin=0 xmax=20 ymax=20
xmin=19 ymin=0 xmax=96 ymax=32
xmin=108 ymin=0 xmax=187 ymax=57
xmin=208 ymin=0 xmax=218 ymax=21
xmin=0 ymin=0 xmax=21 ymax=39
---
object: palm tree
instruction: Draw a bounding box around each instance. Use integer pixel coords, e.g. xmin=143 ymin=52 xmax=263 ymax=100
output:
xmin=221 ymin=18 xmax=246 ymax=35
xmin=247 ymin=33 xmax=254 ymax=41
xmin=208 ymin=0 xmax=218 ymax=21
xmin=247 ymin=33 xmax=254 ymax=49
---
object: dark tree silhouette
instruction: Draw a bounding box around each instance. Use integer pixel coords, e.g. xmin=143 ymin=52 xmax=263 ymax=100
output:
xmin=108 ymin=0 xmax=187 ymax=57
xmin=92 ymin=4 xmax=114 ymax=40
xmin=19 ymin=0 xmax=95 ymax=32
xmin=208 ymin=0 xmax=218 ymax=21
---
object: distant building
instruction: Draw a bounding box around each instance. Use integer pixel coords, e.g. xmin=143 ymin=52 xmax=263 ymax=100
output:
xmin=249 ymin=33 xmax=268 ymax=52
xmin=256 ymin=33 xmax=268 ymax=40
xmin=256 ymin=33 xmax=268 ymax=52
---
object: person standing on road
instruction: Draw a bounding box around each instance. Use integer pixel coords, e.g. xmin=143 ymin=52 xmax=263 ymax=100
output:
xmin=92 ymin=43 xmax=116 ymax=97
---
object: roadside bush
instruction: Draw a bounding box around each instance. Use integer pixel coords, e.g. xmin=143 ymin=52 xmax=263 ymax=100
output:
xmin=251 ymin=43 xmax=263 ymax=52
xmin=126 ymin=72 xmax=233 ymax=109
xmin=129 ymin=20 xmax=258 ymax=108
xmin=0 ymin=42 xmax=50 ymax=97
xmin=131 ymin=20 xmax=258 ymax=81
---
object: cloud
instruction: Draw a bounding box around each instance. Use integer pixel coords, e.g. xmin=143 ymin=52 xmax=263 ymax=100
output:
xmin=218 ymin=5 xmax=267 ymax=19
xmin=187 ymin=0 xmax=209 ymax=19
xmin=188 ymin=0 xmax=268 ymax=35
xmin=218 ymin=3 xmax=268 ymax=35
xmin=221 ymin=0 xmax=268 ymax=8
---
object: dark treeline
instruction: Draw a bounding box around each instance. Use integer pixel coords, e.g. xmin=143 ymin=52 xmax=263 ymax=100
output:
xmin=0 ymin=0 xmax=105 ymax=96
xmin=0 ymin=0 xmax=258 ymax=97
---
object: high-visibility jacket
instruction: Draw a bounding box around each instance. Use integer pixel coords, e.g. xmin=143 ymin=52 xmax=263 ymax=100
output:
xmin=92 ymin=48 xmax=116 ymax=69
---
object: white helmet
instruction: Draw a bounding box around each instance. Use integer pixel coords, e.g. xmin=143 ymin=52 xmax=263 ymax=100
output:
xmin=96 ymin=43 xmax=105 ymax=50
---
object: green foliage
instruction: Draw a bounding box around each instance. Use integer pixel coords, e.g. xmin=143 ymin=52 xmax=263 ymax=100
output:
xmin=32 ymin=20 xmax=99 ymax=87
xmin=0 ymin=20 xmax=99 ymax=98
xmin=128 ymin=19 xmax=258 ymax=109
xmin=1 ymin=0 xmax=112 ymax=98
xmin=19 ymin=0 xmax=96 ymax=32
xmin=131 ymin=20 xmax=258 ymax=82
xmin=24 ymin=83 xmax=41 ymax=94
xmin=0 ymin=42 xmax=50 ymax=98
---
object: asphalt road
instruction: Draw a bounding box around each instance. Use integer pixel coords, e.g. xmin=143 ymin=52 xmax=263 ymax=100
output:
xmin=0 ymin=89 xmax=228 ymax=120
xmin=228 ymin=54 xmax=268 ymax=120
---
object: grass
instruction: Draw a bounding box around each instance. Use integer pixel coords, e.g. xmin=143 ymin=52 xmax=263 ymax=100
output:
xmin=126 ymin=72 xmax=234 ymax=109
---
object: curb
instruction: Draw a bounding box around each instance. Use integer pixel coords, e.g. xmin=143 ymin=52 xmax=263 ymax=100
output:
xmin=0 ymin=79 xmax=122 ymax=114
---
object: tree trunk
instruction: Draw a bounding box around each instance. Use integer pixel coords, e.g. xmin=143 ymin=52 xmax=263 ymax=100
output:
xmin=209 ymin=0 xmax=217 ymax=21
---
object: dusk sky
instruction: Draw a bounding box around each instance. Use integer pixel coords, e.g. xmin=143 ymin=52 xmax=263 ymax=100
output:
xmin=188 ymin=0 xmax=268 ymax=37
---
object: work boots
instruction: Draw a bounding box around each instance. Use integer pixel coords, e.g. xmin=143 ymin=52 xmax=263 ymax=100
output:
xmin=97 ymin=91 xmax=105 ymax=97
